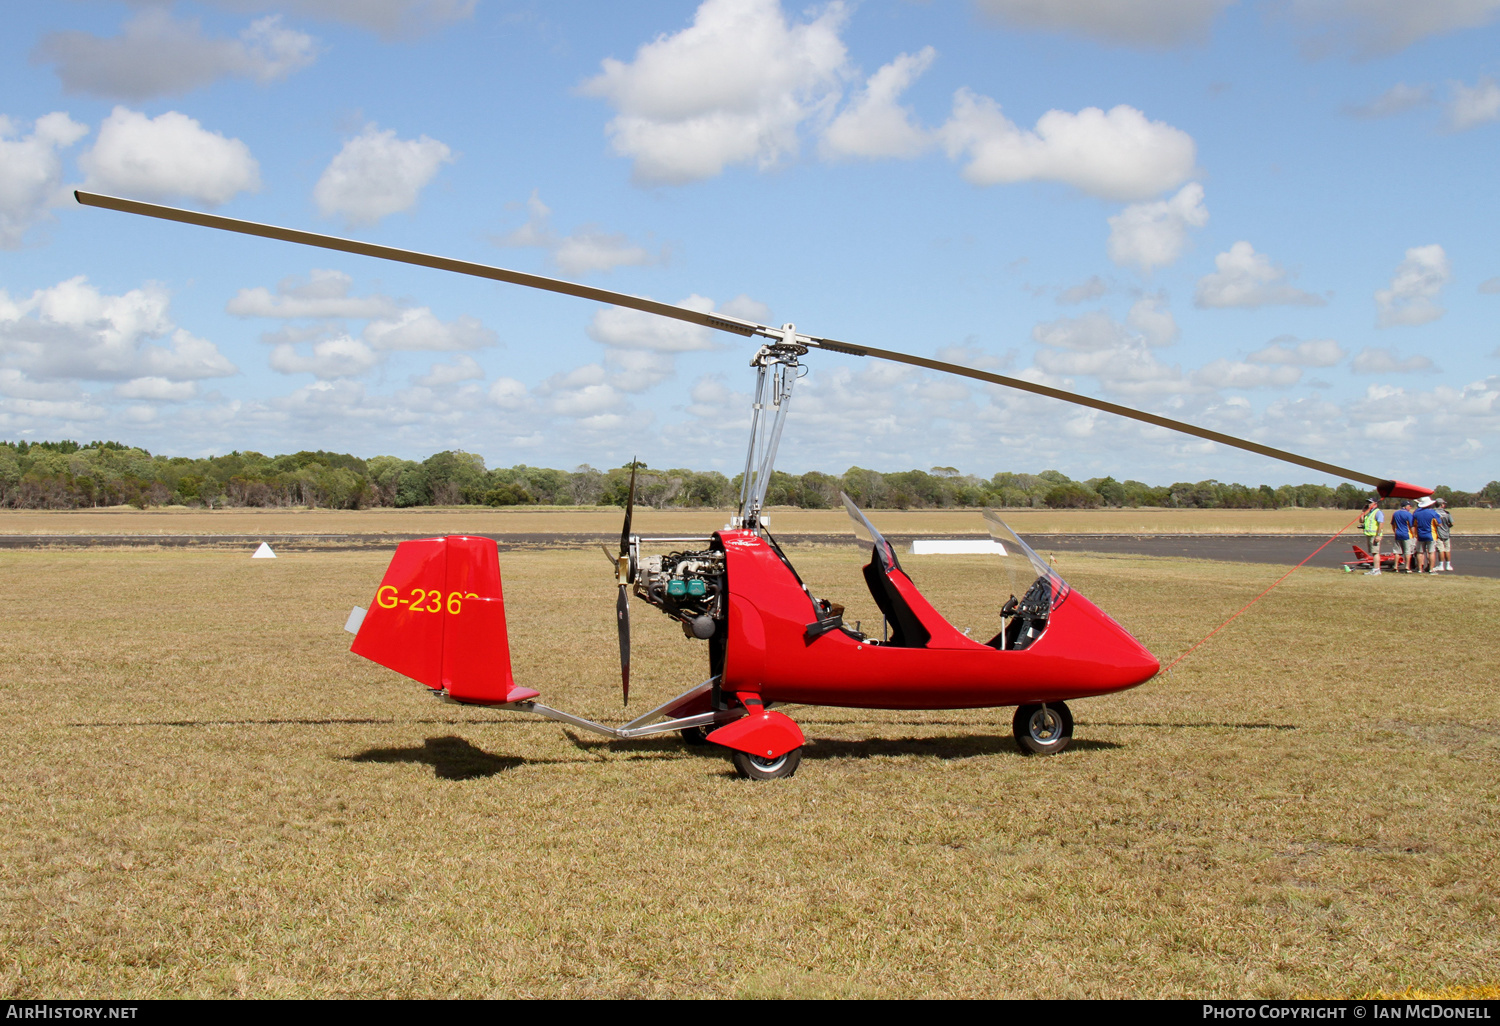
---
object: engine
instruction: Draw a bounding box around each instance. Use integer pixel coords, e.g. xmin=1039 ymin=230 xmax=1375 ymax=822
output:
xmin=634 ymin=548 xmax=727 ymax=640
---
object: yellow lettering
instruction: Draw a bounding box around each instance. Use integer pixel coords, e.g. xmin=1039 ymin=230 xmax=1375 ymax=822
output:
xmin=408 ymin=587 xmax=424 ymax=610
xmin=447 ymin=592 xmax=462 ymax=615
xmin=426 ymin=590 xmax=442 ymax=613
xmin=377 ymin=585 xmax=398 ymax=609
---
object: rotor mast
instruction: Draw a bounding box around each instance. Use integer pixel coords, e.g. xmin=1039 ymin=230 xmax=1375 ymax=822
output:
xmin=735 ymin=329 xmax=807 ymax=530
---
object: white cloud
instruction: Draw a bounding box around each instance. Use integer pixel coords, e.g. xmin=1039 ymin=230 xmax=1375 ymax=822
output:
xmin=0 ymin=112 xmax=89 ymax=249
xmin=939 ymin=90 xmax=1196 ymax=200
xmin=1287 ymin=0 xmax=1500 ymax=57
xmin=33 ymin=10 xmax=316 ymax=101
xmin=1344 ymin=378 xmax=1499 ymax=453
xmin=1375 ymin=244 xmax=1450 ymax=327
xmin=820 ymin=47 xmax=936 ymax=160
xmin=1030 ymin=301 xmax=1186 ymax=396
xmin=1344 ymin=82 xmax=1433 ymax=118
xmin=496 ymin=191 xmax=553 ymax=249
xmin=1351 ymin=346 xmax=1436 ymax=374
xmin=1057 ymin=276 xmax=1110 ymax=304
xmin=1033 ymin=310 xmax=1133 ymax=353
xmin=1106 ymin=182 xmax=1207 ymax=272
xmin=313 ymin=123 xmax=453 ymax=227
xmin=1192 ymin=359 xmax=1303 ymax=389
xmin=719 ymin=294 xmax=773 ymax=324
xmin=555 ymin=231 xmax=655 ymax=275
xmin=79 ymin=107 xmax=260 ymax=206
xmin=973 ymin=0 xmax=1233 ymax=48
xmin=226 ymin=269 xmax=400 ymax=319
xmin=362 ymin=308 xmax=496 ymax=352
xmin=537 ymin=363 xmax=628 ymax=418
xmin=498 ymin=192 xmax=657 ymax=275
xmin=487 ymin=376 xmax=530 ymax=411
xmin=685 ymin=374 xmax=746 ymax=423
xmin=1127 ymin=294 xmax=1179 ymax=346
xmin=0 ymin=369 xmax=84 ymax=401
xmin=0 ymin=276 xmax=237 ymax=384
xmin=414 ymin=355 xmax=484 ymax=387
xmin=1480 ymin=276 xmax=1500 ymax=294
xmin=604 ymin=349 xmax=677 ymax=392
xmin=269 ymin=335 xmax=380 ymax=379
xmin=114 ymin=376 xmax=199 ymax=401
xmin=1248 ymin=336 xmax=1346 ymax=366
xmin=200 ymin=0 xmax=476 ymax=40
xmin=1446 ymin=75 xmax=1500 ymax=132
xmin=1195 ymin=241 xmax=1325 ymax=308
xmin=586 ymin=294 xmax=720 ymax=352
xmin=579 ymin=0 xmax=850 ymax=185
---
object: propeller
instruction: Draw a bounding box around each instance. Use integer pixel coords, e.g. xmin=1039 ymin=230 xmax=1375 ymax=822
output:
xmin=615 ymin=461 xmax=637 ymax=708
xmin=73 ymin=189 xmax=1431 ymax=497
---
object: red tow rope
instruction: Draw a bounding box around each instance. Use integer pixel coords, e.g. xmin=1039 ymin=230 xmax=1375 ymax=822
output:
xmin=1163 ymin=509 xmax=1365 ymax=673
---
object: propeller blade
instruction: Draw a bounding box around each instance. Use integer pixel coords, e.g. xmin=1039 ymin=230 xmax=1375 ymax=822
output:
xmin=77 ymin=190 xmax=1425 ymax=495
xmin=620 ymin=461 xmax=637 ymax=558
xmin=616 ymin=584 xmax=630 ymax=708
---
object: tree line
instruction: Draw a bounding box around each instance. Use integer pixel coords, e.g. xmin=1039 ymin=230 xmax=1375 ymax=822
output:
xmin=2 ymin=439 xmax=1496 ymax=511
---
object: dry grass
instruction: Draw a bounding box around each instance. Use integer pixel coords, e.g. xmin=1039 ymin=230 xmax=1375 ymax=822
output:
xmin=0 ymin=541 xmax=1496 ymax=998
xmin=4 ymin=505 xmax=1497 ymax=538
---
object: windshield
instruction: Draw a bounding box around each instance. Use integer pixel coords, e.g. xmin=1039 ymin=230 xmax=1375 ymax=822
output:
xmin=841 ymin=492 xmax=900 ymax=572
xmin=983 ymin=510 xmax=1070 ymax=610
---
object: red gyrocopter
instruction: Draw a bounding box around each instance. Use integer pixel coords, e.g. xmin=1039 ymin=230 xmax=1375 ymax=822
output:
xmin=77 ymin=190 xmax=1433 ymax=779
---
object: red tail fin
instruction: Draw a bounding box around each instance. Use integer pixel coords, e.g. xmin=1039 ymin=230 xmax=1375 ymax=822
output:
xmin=350 ymin=536 xmax=537 ymax=704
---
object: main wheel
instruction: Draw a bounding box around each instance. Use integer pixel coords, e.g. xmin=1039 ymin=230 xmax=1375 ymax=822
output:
xmin=679 ymin=725 xmax=710 ymax=746
xmin=1013 ymin=701 xmax=1073 ymax=756
xmin=731 ymin=746 xmax=803 ymax=780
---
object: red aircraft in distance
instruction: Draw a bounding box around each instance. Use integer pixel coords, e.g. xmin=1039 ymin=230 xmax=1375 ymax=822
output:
xmin=77 ymin=190 xmax=1433 ymax=779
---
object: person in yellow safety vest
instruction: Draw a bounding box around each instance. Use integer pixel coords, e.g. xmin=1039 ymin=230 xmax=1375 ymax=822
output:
xmin=1361 ymin=498 xmax=1385 ymax=575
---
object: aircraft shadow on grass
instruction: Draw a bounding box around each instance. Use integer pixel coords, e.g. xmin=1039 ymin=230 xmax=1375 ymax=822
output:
xmin=347 ymin=730 xmax=1131 ymax=781
xmin=348 ymin=736 xmax=527 ymax=780
xmin=799 ymin=735 xmax=1123 ymax=762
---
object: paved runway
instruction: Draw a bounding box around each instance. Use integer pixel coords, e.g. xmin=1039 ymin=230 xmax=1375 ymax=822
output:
xmin=2 ymin=530 xmax=1495 ymax=577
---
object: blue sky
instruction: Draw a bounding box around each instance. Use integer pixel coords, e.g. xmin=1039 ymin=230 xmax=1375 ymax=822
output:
xmin=1 ymin=0 xmax=1497 ymax=488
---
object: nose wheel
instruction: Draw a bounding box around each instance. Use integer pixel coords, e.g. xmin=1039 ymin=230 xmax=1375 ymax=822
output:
xmin=731 ymin=747 xmax=803 ymax=780
xmin=1013 ymin=701 xmax=1073 ymax=755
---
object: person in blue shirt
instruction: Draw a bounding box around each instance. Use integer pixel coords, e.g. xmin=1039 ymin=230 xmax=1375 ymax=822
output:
xmin=1412 ymin=496 xmax=1441 ymax=573
xmin=1391 ymin=500 xmax=1414 ymax=572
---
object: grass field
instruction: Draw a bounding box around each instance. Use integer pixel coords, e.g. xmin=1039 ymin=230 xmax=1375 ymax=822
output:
xmin=1 ymin=540 xmax=1496 ymax=998
xmin=4 ymin=504 xmax=1498 ymax=538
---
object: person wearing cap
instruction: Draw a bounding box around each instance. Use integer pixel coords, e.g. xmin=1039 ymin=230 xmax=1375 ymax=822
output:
xmin=1412 ymin=496 xmax=1440 ymax=573
xmin=1391 ymin=500 xmax=1415 ymax=572
xmin=1359 ymin=498 xmax=1385 ymax=574
xmin=1434 ymin=498 xmax=1454 ymax=572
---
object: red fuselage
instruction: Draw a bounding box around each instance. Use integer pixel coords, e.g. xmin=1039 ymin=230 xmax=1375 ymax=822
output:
xmin=716 ymin=530 xmax=1159 ymax=709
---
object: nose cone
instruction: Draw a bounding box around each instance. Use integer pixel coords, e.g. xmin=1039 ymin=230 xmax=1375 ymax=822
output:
xmin=1051 ymin=589 xmax=1159 ymax=694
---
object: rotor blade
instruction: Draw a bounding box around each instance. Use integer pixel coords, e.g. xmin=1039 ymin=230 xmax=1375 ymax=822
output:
xmin=619 ymin=461 xmax=637 ymax=558
xmin=616 ymin=584 xmax=631 ymax=708
xmin=75 ymin=190 xmax=1420 ymax=494
xmin=74 ymin=191 xmax=772 ymax=342
xmin=801 ymin=336 xmax=1400 ymax=491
